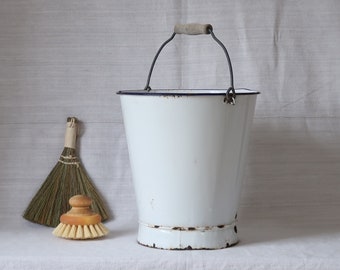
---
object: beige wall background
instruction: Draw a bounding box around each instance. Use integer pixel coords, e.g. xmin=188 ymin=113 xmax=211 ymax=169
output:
xmin=1 ymin=0 xmax=340 ymax=235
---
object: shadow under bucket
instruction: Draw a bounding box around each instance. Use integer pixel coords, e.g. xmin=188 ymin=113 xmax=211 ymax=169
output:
xmin=117 ymin=24 xmax=260 ymax=250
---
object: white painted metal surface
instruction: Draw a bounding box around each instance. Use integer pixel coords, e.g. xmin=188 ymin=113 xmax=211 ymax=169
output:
xmin=119 ymin=89 xmax=258 ymax=249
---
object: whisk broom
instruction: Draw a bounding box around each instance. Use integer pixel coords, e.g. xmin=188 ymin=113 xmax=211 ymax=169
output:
xmin=23 ymin=117 xmax=109 ymax=227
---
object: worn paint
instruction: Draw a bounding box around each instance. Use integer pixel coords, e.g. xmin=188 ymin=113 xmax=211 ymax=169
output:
xmin=137 ymin=240 xmax=239 ymax=250
xmin=234 ymin=225 xmax=238 ymax=234
xmin=149 ymin=222 xmax=237 ymax=232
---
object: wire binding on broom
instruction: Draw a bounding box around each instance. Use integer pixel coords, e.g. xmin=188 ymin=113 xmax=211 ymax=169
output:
xmin=58 ymin=155 xmax=80 ymax=167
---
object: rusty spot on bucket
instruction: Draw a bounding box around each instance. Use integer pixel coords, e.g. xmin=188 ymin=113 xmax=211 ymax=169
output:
xmin=171 ymin=226 xmax=196 ymax=231
xmin=147 ymin=222 xmax=237 ymax=234
xmin=164 ymin=94 xmax=183 ymax=99
xmin=138 ymin=240 xmax=239 ymax=250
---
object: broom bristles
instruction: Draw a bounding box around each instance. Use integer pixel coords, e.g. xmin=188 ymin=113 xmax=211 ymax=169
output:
xmin=23 ymin=147 xmax=109 ymax=227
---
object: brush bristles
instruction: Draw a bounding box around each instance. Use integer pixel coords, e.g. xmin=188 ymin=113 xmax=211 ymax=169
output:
xmin=53 ymin=222 xmax=109 ymax=240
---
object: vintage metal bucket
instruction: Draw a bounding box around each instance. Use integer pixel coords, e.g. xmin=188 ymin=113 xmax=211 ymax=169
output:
xmin=117 ymin=24 xmax=259 ymax=249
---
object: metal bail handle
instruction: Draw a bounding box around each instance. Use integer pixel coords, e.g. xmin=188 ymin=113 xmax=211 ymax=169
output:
xmin=144 ymin=23 xmax=236 ymax=105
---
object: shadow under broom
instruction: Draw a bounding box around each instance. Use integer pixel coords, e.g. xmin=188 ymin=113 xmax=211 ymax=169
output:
xmin=23 ymin=117 xmax=109 ymax=227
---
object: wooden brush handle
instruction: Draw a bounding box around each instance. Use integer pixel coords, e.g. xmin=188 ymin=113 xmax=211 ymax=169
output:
xmin=60 ymin=213 xmax=101 ymax=226
xmin=69 ymin=194 xmax=91 ymax=208
xmin=60 ymin=195 xmax=102 ymax=225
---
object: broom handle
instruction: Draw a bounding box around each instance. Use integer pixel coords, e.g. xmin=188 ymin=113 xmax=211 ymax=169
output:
xmin=64 ymin=117 xmax=77 ymax=149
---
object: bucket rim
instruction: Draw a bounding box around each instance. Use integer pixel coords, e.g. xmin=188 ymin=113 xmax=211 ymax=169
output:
xmin=117 ymin=88 xmax=260 ymax=96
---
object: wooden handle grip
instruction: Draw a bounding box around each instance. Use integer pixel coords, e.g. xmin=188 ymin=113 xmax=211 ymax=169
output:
xmin=174 ymin=23 xmax=213 ymax=35
xmin=60 ymin=195 xmax=102 ymax=225
xmin=64 ymin=117 xmax=77 ymax=149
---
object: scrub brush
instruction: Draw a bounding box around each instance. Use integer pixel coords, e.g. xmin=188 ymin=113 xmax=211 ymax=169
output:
xmin=53 ymin=194 xmax=109 ymax=239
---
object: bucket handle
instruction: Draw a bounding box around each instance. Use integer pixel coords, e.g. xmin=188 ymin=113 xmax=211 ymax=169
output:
xmin=144 ymin=23 xmax=236 ymax=105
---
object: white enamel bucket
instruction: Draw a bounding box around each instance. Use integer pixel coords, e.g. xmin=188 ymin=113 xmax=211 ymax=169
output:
xmin=117 ymin=24 xmax=259 ymax=249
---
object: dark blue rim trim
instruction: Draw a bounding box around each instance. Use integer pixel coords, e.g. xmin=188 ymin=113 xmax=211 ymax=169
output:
xmin=117 ymin=89 xmax=260 ymax=96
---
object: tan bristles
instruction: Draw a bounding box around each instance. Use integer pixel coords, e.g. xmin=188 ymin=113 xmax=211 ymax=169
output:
xmin=61 ymin=223 xmax=71 ymax=238
xmin=52 ymin=194 xmax=109 ymax=240
xmin=76 ymin=225 xmax=83 ymax=239
xmin=52 ymin=223 xmax=109 ymax=240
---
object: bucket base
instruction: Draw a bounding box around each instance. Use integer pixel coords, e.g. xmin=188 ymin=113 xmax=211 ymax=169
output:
xmin=137 ymin=221 xmax=239 ymax=250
